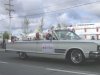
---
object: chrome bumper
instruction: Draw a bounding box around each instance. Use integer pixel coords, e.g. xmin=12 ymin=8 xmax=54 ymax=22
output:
xmin=89 ymin=51 xmax=100 ymax=58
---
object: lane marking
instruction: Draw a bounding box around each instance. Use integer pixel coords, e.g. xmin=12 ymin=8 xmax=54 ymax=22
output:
xmin=0 ymin=61 xmax=8 ymax=64
xmin=46 ymin=68 xmax=97 ymax=75
xmin=0 ymin=60 xmax=98 ymax=75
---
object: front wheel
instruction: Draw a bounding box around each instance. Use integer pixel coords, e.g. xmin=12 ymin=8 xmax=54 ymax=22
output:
xmin=18 ymin=52 xmax=28 ymax=59
xmin=67 ymin=50 xmax=85 ymax=65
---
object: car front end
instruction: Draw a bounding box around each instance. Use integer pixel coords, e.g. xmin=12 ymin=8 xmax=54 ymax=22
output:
xmin=89 ymin=43 xmax=100 ymax=59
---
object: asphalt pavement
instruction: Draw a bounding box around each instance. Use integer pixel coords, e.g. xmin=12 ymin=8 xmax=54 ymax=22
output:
xmin=0 ymin=51 xmax=100 ymax=75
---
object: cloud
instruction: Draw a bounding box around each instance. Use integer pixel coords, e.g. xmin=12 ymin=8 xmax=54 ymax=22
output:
xmin=14 ymin=0 xmax=44 ymax=17
xmin=80 ymin=2 xmax=100 ymax=17
xmin=0 ymin=0 xmax=100 ymax=33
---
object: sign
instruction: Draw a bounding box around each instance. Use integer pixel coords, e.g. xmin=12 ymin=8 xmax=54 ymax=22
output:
xmin=42 ymin=43 xmax=54 ymax=53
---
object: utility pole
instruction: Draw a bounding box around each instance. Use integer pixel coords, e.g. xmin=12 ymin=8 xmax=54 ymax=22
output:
xmin=5 ymin=0 xmax=14 ymax=40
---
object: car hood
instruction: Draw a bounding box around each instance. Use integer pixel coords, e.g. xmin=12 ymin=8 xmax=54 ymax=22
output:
xmin=59 ymin=39 xmax=100 ymax=45
xmin=78 ymin=40 xmax=100 ymax=45
xmin=90 ymin=40 xmax=100 ymax=45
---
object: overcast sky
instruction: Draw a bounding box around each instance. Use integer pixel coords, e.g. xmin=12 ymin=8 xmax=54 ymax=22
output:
xmin=0 ymin=0 xmax=100 ymax=35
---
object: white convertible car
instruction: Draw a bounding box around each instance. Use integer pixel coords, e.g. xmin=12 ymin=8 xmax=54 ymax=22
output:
xmin=0 ymin=29 xmax=100 ymax=65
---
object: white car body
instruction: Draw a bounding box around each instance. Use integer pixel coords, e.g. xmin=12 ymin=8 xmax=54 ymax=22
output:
xmin=0 ymin=29 xmax=100 ymax=64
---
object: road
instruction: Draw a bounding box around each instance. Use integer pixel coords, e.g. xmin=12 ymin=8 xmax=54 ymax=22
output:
xmin=0 ymin=51 xmax=100 ymax=75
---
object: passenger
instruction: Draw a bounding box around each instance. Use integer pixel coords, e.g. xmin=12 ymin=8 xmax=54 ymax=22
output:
xmin=11 ymin=36 xmax=15 ymax=43
xmin=46 ymin=33 xmax=52 ymax=40
xmin=91 ymin=36 xmax=95 ymax=40
xmin=35 ymin=32 xmax=40 ymax=40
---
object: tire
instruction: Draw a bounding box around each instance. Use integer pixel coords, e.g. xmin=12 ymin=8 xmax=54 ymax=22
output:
xmin=18 ymin=52 xmax=28 ymax=59
xmin=67 ymin=49 xmax=85 ymax=65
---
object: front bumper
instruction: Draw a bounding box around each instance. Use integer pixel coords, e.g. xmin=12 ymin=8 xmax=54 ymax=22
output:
xmin=89 ymin=51 xmax=100 ymax=59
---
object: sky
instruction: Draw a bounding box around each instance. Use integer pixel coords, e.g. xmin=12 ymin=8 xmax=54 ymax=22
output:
xmin=0 ymin=0 xmax=100 ymax=35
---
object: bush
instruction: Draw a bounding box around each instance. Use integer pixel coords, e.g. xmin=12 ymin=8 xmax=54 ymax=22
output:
xmin=3 ymin=31 xmax=9 ymax=40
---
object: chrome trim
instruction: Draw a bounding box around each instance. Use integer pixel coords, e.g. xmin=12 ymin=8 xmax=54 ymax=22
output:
xmin=89 ymin=51 xmax=100 ymax=58
xmin=55 ymin=49 xmax=66 ymax=53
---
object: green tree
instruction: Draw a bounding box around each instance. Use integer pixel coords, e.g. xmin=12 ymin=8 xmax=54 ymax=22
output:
xmin=3 ymin=31 xmax=9 ymax=40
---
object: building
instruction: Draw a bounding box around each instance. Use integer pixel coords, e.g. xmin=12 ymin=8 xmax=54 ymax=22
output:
xmin=73 ymin=23 xmax=100 ymax=40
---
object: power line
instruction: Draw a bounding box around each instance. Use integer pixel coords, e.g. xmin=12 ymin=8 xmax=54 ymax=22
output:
xmin=1 ymin=0 xmax=99 ymax=18
xmin=43 ymin=0 xmax=96 ymax=10
xmin=19 ymin=0 xmax=100 ymax=17
xmin=18 ymin=0 xmax=87 ymax=13
xmin=44 ymin=0 xmax=100 ymax=13
xmin=43 ymin=0 xmax=76 ymax=8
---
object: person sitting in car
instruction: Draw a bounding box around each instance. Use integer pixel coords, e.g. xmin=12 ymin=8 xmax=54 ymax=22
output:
xmin=35 ymin=32 xmax=40 ymax=40
xmin=45 ymin=33 xmax=52 ymax=40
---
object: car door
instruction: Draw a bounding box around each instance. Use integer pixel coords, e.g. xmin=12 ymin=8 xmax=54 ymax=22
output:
xmin=36 ymin=40 xmax=54 ymax=53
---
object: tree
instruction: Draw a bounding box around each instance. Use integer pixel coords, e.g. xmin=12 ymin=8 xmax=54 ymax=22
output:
xmin=57 ymin=24 xmax=61 ymax=29
xmin=3 ymin=31 xmax=9 ymax=40
xmin=22 ymin=17 xmax=30 ymax=36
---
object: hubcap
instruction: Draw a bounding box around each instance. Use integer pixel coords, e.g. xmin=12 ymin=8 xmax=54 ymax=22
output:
xmin=71 ymin=50 xmax=83 ymax=64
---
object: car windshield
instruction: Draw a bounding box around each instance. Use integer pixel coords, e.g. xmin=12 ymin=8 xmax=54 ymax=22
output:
xmin=55 ymin=30 xmax=81 ymax=40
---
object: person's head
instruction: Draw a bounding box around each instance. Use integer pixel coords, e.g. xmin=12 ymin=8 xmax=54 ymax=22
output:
xmin=91 ymin=36 xmax=95 ymax=40
xmin=36 ymin=32 xmax=40 ymax=39
xmin=46 ymin=33 xmax=52 ymax=40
